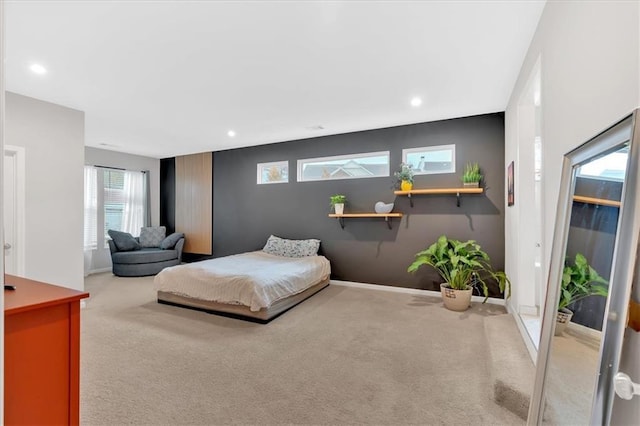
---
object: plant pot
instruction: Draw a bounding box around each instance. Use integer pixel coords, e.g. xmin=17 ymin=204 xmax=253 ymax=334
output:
xmin=401 ymin=180 xmax=413 ymax=191
xmin=333 ymin=203 xmax=344 ymax=215
xmin=555 ymin=308 xmax=573 ymax=336
xmin=440 ymin=283 xmax=473 ymax=311
xmin=463 ymin=182 xmax=480 ymax=188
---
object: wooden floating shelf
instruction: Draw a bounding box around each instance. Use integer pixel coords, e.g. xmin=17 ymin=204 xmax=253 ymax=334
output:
xmin=328 ymin=213 xmax=403 ymax=229
xmin=573 ymin=195 xmax=621 ymax=207
xmin=393 ymin=187 xmax=484 ymax=207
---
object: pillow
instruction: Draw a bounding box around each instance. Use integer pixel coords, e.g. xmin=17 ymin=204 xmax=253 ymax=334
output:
xmin=160 ymin=232 xmax=185 ymax=250
xmin=262 ymin=235 xmax=320 ymax=258
xmin=107 ymin=229 xmax=141 ymax=252
xmin=139 ymin=226 xmax=166 ymax=248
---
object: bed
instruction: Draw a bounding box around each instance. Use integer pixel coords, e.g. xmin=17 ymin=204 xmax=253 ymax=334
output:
xmin=154 ymin=249 xmax=331 ymax=323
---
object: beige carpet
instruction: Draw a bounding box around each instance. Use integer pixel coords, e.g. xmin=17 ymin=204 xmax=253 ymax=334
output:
xmin=542 ymin=329 xmax=601 ymax=425
xmin=81 ymin=273 xmax=528 ymax=425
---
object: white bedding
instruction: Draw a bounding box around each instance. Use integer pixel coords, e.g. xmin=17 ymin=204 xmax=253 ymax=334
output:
xmin=154 ymin=251 xmax=331 ymax=311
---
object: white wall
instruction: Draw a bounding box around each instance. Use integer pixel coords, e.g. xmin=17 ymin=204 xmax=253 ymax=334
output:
xmin=505 ymin=1 xmax=639 ymax=322
xmin=84 ymin=146 xmax=160 ymax=272
xmin=5 ymin=92 xmax=85 ymax=291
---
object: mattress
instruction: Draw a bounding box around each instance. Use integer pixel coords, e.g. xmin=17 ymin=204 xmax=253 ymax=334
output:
xmin=153 ymin=251 xmax=331 ymax=312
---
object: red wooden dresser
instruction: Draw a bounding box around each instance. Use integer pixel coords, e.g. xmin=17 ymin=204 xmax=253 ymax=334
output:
xmin=4 ymin=275 xmax=89 ymax=425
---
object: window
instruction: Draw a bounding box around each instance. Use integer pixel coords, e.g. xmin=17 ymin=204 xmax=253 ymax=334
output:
xmin=257 ymin=161 xmax=289 ymax=184
xmin=297 ymin=151 xmax=390 ymax=182
xmin=577 ymin=148 xmax=628 ymax=182
xmin=402 ymin=145 xmax=456 ymax=175
xmin=83 ymin=166 xmax=147 ymax=250
xmin=103 ymin=169 xmax=125 ymax=239
xmin=84 ymin=166 xmax=98 ymax=250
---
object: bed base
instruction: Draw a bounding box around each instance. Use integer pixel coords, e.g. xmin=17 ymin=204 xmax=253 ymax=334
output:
xmin=157 ymin=278 xmax=330 ymax=324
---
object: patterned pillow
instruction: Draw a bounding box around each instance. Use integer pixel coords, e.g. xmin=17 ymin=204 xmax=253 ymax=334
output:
xmin=107 ymin=229 xmax=141 ymax=252
xmin=262 ymin=235 xmax=320 ymax=257
xmin=139 ymin=226 xmax=166 ymax=248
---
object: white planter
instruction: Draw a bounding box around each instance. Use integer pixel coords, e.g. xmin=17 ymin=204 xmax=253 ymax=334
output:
xmin=555 ymin=308 xmax=573 ymax=336
xmin=334 ymin=203 xmax=344 ymax=215
xmin=440 ymin=283 xmax=473 ymax=311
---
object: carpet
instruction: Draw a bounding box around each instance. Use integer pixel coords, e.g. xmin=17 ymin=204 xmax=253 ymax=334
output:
xmin=81 ymin=273 xmax=527 ymax=425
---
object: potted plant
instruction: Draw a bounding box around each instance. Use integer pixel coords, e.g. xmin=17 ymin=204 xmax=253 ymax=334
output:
xmin=462 ymin=162 xmax=482 ymax=187
xmin=408 ymin=235 xmax=510 ymax=311
xmin=555 ymin=253 xmax=608 ymax=335
xmin=394 ymin=162 xmax=415 ymax=191
xmin=330 ymin=194 xmax=346 ymax=215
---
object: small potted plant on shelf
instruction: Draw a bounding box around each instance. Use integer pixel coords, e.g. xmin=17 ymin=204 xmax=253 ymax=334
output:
xmin=555 ymin=253 xmax=608 ymax=336
xmin=462 ymin=162 xmax=482 ymax=187
xmin=408 ymin=235 xmax=510 ymax=311
xmin=330 ymin=194 xmax=347 ymax=215
xmin=394 ymin=163 xmax=415 ymax=191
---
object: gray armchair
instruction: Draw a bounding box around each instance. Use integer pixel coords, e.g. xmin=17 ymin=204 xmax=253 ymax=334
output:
xmin=108 ymin=233 xmax=184 ymax=277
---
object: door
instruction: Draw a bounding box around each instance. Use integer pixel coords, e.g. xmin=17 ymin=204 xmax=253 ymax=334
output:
xmin=4 ymin=145 xmax=25 ymax=276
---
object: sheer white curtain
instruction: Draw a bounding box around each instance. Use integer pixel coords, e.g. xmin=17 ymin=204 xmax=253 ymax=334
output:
xmin=122 ymin=170 xmax=145 ymax=234
xmin=84 ymin=166 xmax=98 ymax=276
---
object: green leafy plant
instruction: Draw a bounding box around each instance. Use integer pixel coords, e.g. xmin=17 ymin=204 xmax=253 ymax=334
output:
xmin=329 ymin=194 xmax=346 ymax=207
xmin=408 ymin=235 xmax=510 ymax=302
xmin=559 ymin=253 xmax=608 ymax=311
xmin=462 ymin=162 xmax=483 ymax=184
xmin=394 ymin=162 xmax=415 ymax=184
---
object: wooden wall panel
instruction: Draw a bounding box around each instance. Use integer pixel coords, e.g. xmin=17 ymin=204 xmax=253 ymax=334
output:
xmin=175 ymin=152 xmax=212 ymax=255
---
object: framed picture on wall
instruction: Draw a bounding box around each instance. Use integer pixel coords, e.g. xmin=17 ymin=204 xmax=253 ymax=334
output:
xmin=507 ymin=161 xmax=515 ymax=206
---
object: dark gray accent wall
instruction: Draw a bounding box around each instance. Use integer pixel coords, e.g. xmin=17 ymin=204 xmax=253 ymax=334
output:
xmin=207 ymin=113 xmax=506 ymax=294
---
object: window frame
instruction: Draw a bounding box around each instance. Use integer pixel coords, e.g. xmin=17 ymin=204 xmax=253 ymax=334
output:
xmin=297 ymin=151 xmax=390 ymax=182
xmin=402 ymin=144 xmax=456 ymax=175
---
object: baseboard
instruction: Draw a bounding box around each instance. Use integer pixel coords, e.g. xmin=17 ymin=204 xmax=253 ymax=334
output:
xmin=567 ymin=320 xmax=602 ymax=341
xmin=519 ymin=304 xmax=539 ymax=316
xmin=330 ymin=279 xmax=506 ymax=306
xmin=86 ymin=267 xmax=111 ymax=276
xmin=511 ymin=311 xmax=539 ymax=364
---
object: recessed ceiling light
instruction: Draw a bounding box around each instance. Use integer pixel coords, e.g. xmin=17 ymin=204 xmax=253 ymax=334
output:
xmin=227 ymin=130 xmax=236 ymax=137
xmin=410 ymin=97 xmax=423 ymax=107
xmin=30 ymin=63 xmax=47 ymax=75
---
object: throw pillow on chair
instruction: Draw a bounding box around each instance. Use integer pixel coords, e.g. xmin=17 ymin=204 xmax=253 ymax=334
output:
xmin=139 ymin=226 xmax=166 ymax=247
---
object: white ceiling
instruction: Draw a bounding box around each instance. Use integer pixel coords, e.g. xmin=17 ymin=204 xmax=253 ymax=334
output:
xmin=6 ymin=1 xmax=546 ymax=159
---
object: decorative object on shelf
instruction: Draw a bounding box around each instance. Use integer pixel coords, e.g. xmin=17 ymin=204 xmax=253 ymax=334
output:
xmin=507 ymin=161 xmax=515 ymax=206
xmin=394 ymin=162 xmax=414 ymax=191
xmin=408 ymin=235 xmax=510 ymax=311
xmin=374 ymin=201 xmax=394 ymax=214
xmin=461 ymin=162 xmax=482 ymax=187
xmin=555 ymin=253 xmax=608 ymax=335
xmin=329 ymin=194 xmax=346 ymax=215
